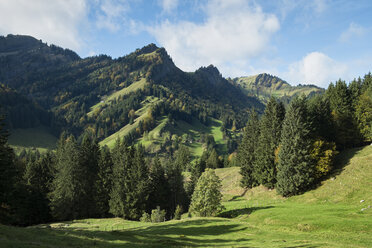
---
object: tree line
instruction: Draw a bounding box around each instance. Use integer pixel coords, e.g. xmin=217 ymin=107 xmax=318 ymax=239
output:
xmin=238 ymin=74 xmax=372 ymax=196
xmin=0 ymin=119 xmax=225 ymax=225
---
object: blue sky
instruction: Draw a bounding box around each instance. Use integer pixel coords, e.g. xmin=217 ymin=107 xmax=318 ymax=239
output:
xmin=0 ymin=0 xmax=371 ymax=88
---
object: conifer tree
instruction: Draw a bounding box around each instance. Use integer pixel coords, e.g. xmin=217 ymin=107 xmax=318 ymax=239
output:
xmin=79 ymin=134 xmax=100 ymax=217
xmin=109 ymin=139 xmax=130 ymax=217
xmin=148 ymin=157 xmax=170 ymax=213
xmin=125 ymin=145 xmax=150 ymax=220
xmin=255 ymin=98 xmax=285 ymax=188
xmin=95 ymin=146 xmax=113 ymax=217
xmin=49 ymin=135 xmax=87 ymax=220
xmin=165 ymin=158 xmax=187 ymax=216
xmin=276 ymin=96 xmax=314 ymax=196
xmin=0 ymin=114 xmax=17 ymax=224
xmin=327 ymin=80 xmax=361 ymax=148
xmin=206 ymin=148 xmax=220 ymax=169
xmin=237 ymin=109 xmax=260 ymax=188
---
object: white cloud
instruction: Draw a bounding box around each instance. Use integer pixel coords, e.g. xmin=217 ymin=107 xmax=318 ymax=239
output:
xmin=149 ymin=0 xmax=279 ymax=75
xmin=285 ymin=52 xmax=348 ymax=88
xmin=95 ymin=0 xmax=129 ymax=32
xmin=0 ymin=0 xmax=87 ymax=50
xmin=339 ymin=22 xmax=366 ymax=43
xmin=159 ymin=0 xmax=178 ymax=13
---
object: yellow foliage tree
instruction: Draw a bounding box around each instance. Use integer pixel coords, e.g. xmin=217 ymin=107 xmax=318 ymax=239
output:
xmin=311 ymin=140 xmax=338 ymax=179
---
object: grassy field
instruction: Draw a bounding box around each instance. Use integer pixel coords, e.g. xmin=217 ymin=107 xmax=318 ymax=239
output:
xmin=99 ymin=96 xmax=160 ymax=148
xmin=1 ymin=146 xmax=371 ymax=247
xmin=88 ymin=78 xmax=148 ymax=116
xmin=8 ymin=126 xmax=57 ymax=153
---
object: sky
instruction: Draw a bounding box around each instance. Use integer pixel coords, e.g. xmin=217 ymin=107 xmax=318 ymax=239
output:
xmin=0 ymin=0 xmax=371 ymax=88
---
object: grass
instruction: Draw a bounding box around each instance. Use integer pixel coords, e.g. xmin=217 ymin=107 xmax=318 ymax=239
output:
xmin=99 ymin=96 xmax=160 ymax=148
xmin=88 ymin=78 xmax=148 ymax=116
xmin=1 ymin=146 xmax=371 ymax=247
xmin=8 ymin=126 xmax=57 ymax=153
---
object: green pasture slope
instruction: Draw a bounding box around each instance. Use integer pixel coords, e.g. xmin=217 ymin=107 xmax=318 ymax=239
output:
xmin=1 ymin=145 xmax=371 ymax=247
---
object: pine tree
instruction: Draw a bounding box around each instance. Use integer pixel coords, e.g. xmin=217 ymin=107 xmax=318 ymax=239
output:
xmin=237 ymin=109 xmax=260 ymax=188
xmin=95 ymin=145 xmax=113 ymax=217
xmin=276 ymin=96 xmax=314 ymax=196
xmin=255 ymin=98 xmax=285 ymax=188
xmin=189 ymin=168 xmax=224 ymax=217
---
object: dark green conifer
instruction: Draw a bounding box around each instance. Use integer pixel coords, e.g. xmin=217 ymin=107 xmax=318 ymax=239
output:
xmin=237 ymin=109 xmax=260 ymax=188
xmin=276 ymin=96 xmax=314 ymax=196
xmin=255 ymin=98 xmax=285 ymax=188
xmin=95 ymin=146 xmax=113 ymax=217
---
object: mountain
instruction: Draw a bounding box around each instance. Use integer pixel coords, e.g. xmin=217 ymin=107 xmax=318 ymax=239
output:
xmin=0 ymin=35 xmax=263 ymax=158
xmin=231 ymin=73 xmax=324 ymax=104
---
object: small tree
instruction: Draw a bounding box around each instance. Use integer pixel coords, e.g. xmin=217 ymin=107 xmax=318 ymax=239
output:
xmin=174 ymin=205 xmax=183 ymax=220
xmin=151 ymin=206 xmax=166 ymax=223
xmin=189 ymin=169 xmax=224 ymax=217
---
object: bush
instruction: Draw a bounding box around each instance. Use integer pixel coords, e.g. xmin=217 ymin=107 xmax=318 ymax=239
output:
xmin=174 ymin=205 xmax=183 ymax=220
xmin=151 ymin=206 xmax=166 ymax=223
xmin=140 ymin=212 xmax=151 ymax=222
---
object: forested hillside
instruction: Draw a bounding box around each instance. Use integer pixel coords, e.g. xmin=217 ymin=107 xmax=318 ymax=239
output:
xmin=0 ymin=35 xmax=263 ymax=159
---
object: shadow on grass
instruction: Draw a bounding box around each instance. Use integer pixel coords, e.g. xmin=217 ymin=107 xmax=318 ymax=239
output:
xmin=218 ymin=206 xmax=274 ymax=218
xmin=46 ymin=219 xmax=252 ymax=247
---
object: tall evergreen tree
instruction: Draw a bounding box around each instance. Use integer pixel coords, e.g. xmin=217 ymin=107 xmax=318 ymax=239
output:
xmin=327 ymin=80 xmax=361 ymax=149
xmin=206 ymin=148 xmax=220 ymax=169
xmin=148 ymin=157 xmax=170 ymax=213
xmin=0 ymin=114 xmax=17 ymax=224
xmin=95 ymin=146 xmax=113 ymax=217
xmin=109 ymin=138 xmax=130 ymax=217
xmin=255 ymin=98 xmax=285 ymax=188
xmin=165 ymin=158 xmax=187 ymax=216
xmin=49 ymin=135 xmax=87 ymax=220
xmin=80 ymin=134 xmax=100 ymax=217
xmin=125 ymin=145 xmax=150 ymax=220
xmin=276 ymin=96 xmax=314 ymax=196
xmin=237 ymin=109 xmax=260 ymax=188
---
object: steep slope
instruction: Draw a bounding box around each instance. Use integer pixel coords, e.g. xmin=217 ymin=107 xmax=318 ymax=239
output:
xmin=232 ymin=73 xmax=324 ymax=103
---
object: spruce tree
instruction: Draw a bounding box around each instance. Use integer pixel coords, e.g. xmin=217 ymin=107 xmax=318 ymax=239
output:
xmin=125 ymin=145 xmax=150 ymax=220
xmin=148 ymin=157 xmax=170 ymax=213
xmin=109 ymin=139 xmax=130 ymax=217
xmin=80 ymin=135 xmax=100 ymax=217
xmin=255 ymin=98 xmax=285 ymax=188
xmin=276 ymin=96 xmax=314 ymax=196
xmin=95 ymin=145 xmax=113 ymax=217
xmin=206 ymin=148 xmax=220 ymax=169
xmin=327 ymin=80 xmax=361 ymax=149
xmin=0 ymin=114 xmax=17 ymax=224
xmin=49 ymin=135 xmax=87 ymax=220
xmin=237 ymin=109 xmax=260 ymax=188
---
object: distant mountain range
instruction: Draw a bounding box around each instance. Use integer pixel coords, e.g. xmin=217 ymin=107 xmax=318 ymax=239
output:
xmin=231 ymin=73 xmax=324 ymax=104
xmin=0 ymin=34 xmax=323 ymax=158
